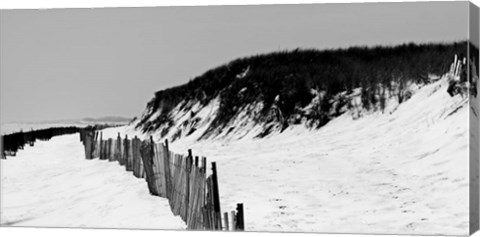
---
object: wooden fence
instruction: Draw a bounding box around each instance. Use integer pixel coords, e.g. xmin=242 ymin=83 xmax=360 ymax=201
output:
xmin=80 ymin=129 xmax=245 ymax=231
xmin=2 ymin=124 xmax=118 ymax=159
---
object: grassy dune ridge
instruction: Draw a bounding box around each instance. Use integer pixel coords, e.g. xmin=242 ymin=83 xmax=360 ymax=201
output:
xmin=138 ymin=42 xmax=474 ymax=140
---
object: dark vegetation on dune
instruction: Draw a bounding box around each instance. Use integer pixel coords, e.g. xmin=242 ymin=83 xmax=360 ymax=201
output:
xmin=138 ymin=42 xmax=472 ymax=139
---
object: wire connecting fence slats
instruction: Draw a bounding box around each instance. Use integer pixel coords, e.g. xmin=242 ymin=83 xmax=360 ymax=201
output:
xmin=79 ymin=129 xmax=244 ymax=231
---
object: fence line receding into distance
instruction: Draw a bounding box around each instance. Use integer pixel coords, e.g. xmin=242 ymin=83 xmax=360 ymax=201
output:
xmin=80 ymin=129 xmax=245 ymax=231
xmin=1 ymin=127 xmax=80 ymax=159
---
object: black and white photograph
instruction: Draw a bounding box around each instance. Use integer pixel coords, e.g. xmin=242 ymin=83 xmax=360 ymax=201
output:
xmin=1 ymin=1 xmax=479 ymax=236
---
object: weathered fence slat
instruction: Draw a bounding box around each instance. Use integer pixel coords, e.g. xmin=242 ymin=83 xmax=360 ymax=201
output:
xmin=100 ymin=140 xmax=106 ymax=160
xmin=153 ymin=143 xmax=167 ymax=197
xmin=224 ymin=212 xmax=229 ymax=230
xmin=108 ymin=138 xmax=114 ymax=162
xmin=132 ymin=137 xmax=139 ymax=177
xmin=163 ymin=140 xmax=172 ymax=200
xmin=83 ymin=131 xmax=94 ymax=159
xmin=211 ymin=162 xmax=222 ymax=230
xmin=105 ymin=139 xmax=109 ymax=160
xmin=123 ymin=135 xmax=130 ymax=169
xmin=230 ymin=210 xmax=237 ymax=231
xmin=185 ymin=150 xmax=192 ymax=223
xmin=131 ymin=137 xmax=146 ymax=178
xmin=99 ymin=132 xmax=103 ymax=159
xmin=236 ymin=203 xmax=245 ymax=230
xmin=117 ymin=134 xmax=124 ymax=166
xmin=92 ymin=131 xmax=98 ymax=158
xmin=115 ymin=133 xmax=121 ymax=162
xmin=127 ymin=139 xmax=133 ymax=171
xmin=140 ymin=139 xmax=156 ymax=195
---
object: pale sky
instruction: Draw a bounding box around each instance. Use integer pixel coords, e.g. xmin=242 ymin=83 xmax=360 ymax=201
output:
xmin=0 ymin=2 xmax=469 ymax=123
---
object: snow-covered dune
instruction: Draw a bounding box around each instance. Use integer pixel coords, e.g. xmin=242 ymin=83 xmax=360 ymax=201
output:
xmin=0 ymin=134 xmax=185 ymax=229
xmin=101 ymin=75 xmax=470 ymax=235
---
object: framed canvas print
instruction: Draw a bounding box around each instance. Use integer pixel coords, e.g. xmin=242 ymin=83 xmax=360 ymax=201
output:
xmin=1 ymin=1 xmax=480 ymax=236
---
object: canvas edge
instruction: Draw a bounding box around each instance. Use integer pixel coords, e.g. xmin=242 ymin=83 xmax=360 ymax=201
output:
xmin=469 ymin=1 xmax=480 ymax=236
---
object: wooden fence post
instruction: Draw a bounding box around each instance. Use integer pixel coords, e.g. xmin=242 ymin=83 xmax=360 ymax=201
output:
xmin=202 ymin=157 xmax=207 ymax=173
xmin=98 ymin=139 xmax=102 ymax=159
xmin=135 ymin=137 xmax=145 ymax=178
xmin=185 ymin=149 xmax=193 ymax=226
xmin=92 ymin=131 xmax=98 ymax=158
xmin=140 ymin=137 xmax=156 ymax=195
xmin=99 ymin=132 xmax=103 ymax=159
xmin=106 ymin=139 xmax=109 ymax=160
xmin=154 ymin=141 xmax=168 ymax=197
xmin=172 ymin=153 xmax=185 ymax=216
xmin=164 ymin=139 xmax=172 ymax=200
xmin=137 ymin=137 xmax=146 ymax=179
xmin=115 ymin=133 xmax=121 ymax=162
xmin=127 ymin=138 xmax=133 ymax=172
xmin=132 ymin=137 xmax=136 ymax=173
xmin=104 ymin=140 xmax=108 ymax=160
xmin=211 ymin=162 xmax=222 ymax=230
xmin=134 ymin=137 xmax=143 ymax=178
xmin=236 ymin=203 xmax=244 ymax=230
xmin=123 ymin=135 xmax=129 ymax=169
xmin=106 ymin=138 xmax=110 ymax=161
xmin=230 ymin=210 xmax=237 ymax=231
xmin=224 ymin=212 xmax=230 ymax=231
xmin=84 ymin=131 xmax=93 ymax=159
xmin=118 ymin=134 xmax=124 ymax=165
xmin=100 ymin=140 xmax=105 ymax=160
xmin=140 ymin=157 xmax=146 ymax=179
xmin=104 ymin=139 xmax=108 ymax=160
xmin=108 ymin=138 xmax=114 ymax=161
xmin=200 ymin=156 xmax=208 ymax=229
xmin=132 ymin=136 xmax=138 ymax=176
xmin=90 ymin=131 xmax=95 ymax=159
